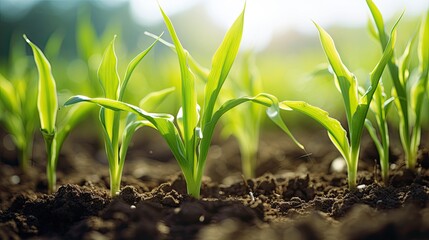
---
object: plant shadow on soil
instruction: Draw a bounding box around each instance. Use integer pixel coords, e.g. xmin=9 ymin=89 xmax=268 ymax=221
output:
xmin=0 ymin=127 xmax=429 ymax=240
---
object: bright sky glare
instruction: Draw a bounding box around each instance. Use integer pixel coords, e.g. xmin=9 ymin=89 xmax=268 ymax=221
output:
xmin=130 ymin=0 xmax=428 ymax=50
xmin=1 ymin=0 xmax=428 ymax=51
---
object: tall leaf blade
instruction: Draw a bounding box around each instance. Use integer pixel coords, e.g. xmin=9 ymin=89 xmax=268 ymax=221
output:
xmin=160 ymin=5 xmax=198 ymax=169
xmin=350 ymin=19 xmax=398 ymax=150
xmin=98 ymin=36 xmax=120 ymax=99
xmin=202 ymin=6 xmax=245 ymax=123
xmin=411 ymin=10 xmax=429 ymax=125
xmin=366 ymin=0 xmax=388 ymax=47
xmin=24 ymin=35 xmax=58 ymax=134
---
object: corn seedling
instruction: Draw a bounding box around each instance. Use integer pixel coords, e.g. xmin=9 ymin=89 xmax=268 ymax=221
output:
xmin=367 ymin=0 xmax=429 ymax=170
xmin=24 ymin=35 xmax=92 ymax=193
xmin=64 ymin=34 xmax=176 ymax=196
xmin=66 ymin=5 xmax=302 ymax=198
xmin=280 ymin=18 xmax=398 ymax=189
xmin=364 ymin=82 xmax=394 ymax=184
xmin=0 ymin=73 xmax=37 ymax=171
xmin=220 ymin=53 xmax=263 ymax=179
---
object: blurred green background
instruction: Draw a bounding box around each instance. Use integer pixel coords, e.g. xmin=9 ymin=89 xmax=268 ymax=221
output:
xmin=1 ymin=0 xmax=428 ymax=131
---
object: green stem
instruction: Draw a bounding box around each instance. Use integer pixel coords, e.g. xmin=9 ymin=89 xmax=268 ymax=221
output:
xmin=241 ymin=146 xmax=257 ymax=179
xmin=347 ymin=148 xmax=359 ymax=190
xmin=19 ymin=145 xmax=30 ymax=173
xmin=380 ymin=146 xmax=389 ymax=185
xmin=184 ymin=170 xmax=203 ymax=199
xmin=110 ymin=169 xmax=121 ymax=197
xmin=47 ymin=157 xmax=56 ymax=194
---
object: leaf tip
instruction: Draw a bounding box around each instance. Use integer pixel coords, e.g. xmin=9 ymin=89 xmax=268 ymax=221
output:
xmin=23 ymin=34 xmax=31 ymax=44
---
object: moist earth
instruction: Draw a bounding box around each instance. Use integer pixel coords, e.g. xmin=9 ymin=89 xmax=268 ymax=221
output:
xmin=1 ymin=129 xmax=428 ymax=240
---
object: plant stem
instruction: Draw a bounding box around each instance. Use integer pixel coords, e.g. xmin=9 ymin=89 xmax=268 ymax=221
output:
xmin=47 ymin=158 xmax=56 ymax=194
xmin=19 ymin=145 xmax=30 ymax=173
xmin=241 ymin=146 xmax=257 ymax=179
xmin=380 ymin=145 xmax=390 ymax=185
xmin=347 ymin=148 xmax=359 ymax=190
xmin=185 ymin=173 xmax=202 ymax=199
xmin=110 ymin=170 xmax=121 ymax=197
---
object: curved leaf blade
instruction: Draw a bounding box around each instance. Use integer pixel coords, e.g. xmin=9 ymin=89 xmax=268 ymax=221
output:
xmin=280 ymin=101 xmax=350 ymax=162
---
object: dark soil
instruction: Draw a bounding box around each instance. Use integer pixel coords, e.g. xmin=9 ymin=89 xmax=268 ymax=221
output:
xmin=1 ymin=128 xmax=429 ymax=240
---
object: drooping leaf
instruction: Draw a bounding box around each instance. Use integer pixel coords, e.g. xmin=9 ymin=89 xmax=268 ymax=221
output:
xmin=64 ymin=96 xmax=187 ymax=169
xmin=280 ymin=101 xmax=350 ymax=162
xmin=198 ymin=94 xmax=303 ymax=173
xmin=314 ymin=22 xmax=358 ymax=125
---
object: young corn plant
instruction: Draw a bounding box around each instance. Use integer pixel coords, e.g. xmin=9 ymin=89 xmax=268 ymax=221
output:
xmin=220 ymin=53 xmax=263 ymax=179
xmin=0 ymin=74 xmax=37 ymax=171
xmin=364 ymin=82 xmax=394 ymax=185
xmin=0 ymin=32 xmax=65 ymax=172
xmin=24 ymin=35 xmax=92 ymax=193
xmin=65 ymin=34 xmax=176 ymax=197
xmin=367 ymin=0 xmax=429 ymax=170
xmin=65 ymin=5 xmax=302 ymax=198
xmin=280 ymin=19 xmax=399 ymax=190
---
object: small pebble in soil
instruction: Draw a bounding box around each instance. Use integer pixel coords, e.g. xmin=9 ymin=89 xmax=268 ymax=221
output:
xmin=249 ymin=191 xmax=255 ymax=202
xmin=357 ymin=184 xmax=366 ymax=190
xmin=157 ymin=222 xmax=170 ymax=234
xmin=10 ymin=175 xmax=20 ymax=184
xmin=330 ymin=157 xmax=346 ymax=172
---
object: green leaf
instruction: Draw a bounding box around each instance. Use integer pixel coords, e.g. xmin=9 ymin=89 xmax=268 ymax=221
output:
xmin=64 ymin=96 xmax=187 ymax=168
xmin=118 ymin=114 xmax=152 ymax=174
xmin=280 ymin=101 xmax=350 ymax=162
xmin=314 ymin=22 xmax=358 ymax=126
xmin=144 ymin=31 xmax=210 ymax=80
xmin=55 ymin=104 xmax=92 ymax=158
xmin=198 ymin=94 xmax=303 ymax=171
xmin=119 ymin=34 xmax=162 ymax=100
xmin=139 ymin=87 xmax=175 ymax=112
xmin=160 ymin=5 xmax=198 ymax=169
xmin=419 ymin=10 xmax=429 ymax=73
xmin=0 ymin=74 xmax=19 ymax=114
xmin=24 ymin=35 xmax=58 ymax=134
xmin=44 ymin=30 xmax=64 ymax=60
xmin=76 ymin=8 xmax=98 ymax=60
xmin=364 ymin=119 xmax=383 ymax=159
xmin=350 ymin=17 xmax=398 ymax=150
xmin=98 ymin=36 xmax=120 ymax=100
xmin=202 ymin=6 xmax=245 ymax=124
xmin=366 ymin=0 xmax=388 ymax=47
xmin=411 ymin=10 xmax=429 ymax=129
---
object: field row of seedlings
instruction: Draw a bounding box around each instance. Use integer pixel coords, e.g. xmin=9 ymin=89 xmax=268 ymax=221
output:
xmin=1 ymin=1 xmax=429 ymax=239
